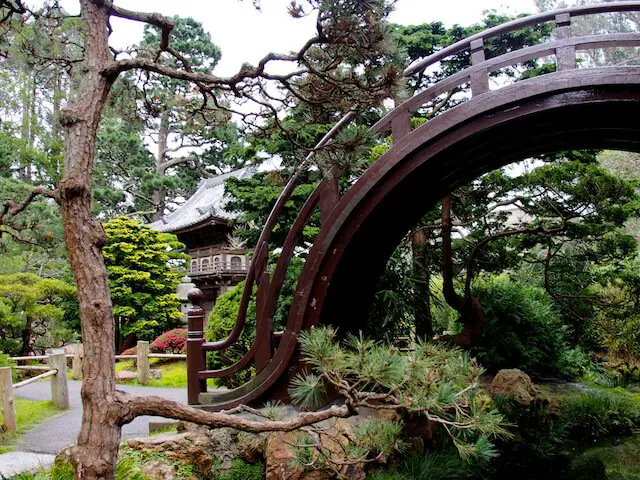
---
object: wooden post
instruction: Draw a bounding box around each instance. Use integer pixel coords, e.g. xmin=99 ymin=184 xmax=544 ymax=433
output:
xmin=470 ymin=38 xmax=489 ymax=96
xmin=187 ymin=288 xmax=206 ymax=405
xmin=137 ymin=341 xmax=150 ymax=385
xmin=71 ymin=343 xmax=83 ymax=380
xmin=555 ymin=13 xmax=575 ymax=71
xmin=48 ymin=353 xmax=69 ymax=409
xmin=0 ymin=367 xmax=17 ymax=433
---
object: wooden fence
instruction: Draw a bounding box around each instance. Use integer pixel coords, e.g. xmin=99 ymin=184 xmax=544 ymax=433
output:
xmin=0 ymin=353 xmax=68 ymax=433
xmin=1 ymin=342 xmax=186 ymax=433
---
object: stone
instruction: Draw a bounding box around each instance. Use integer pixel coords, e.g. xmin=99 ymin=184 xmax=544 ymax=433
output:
xmin=116 ymin=370 xmax=137 ymax=382
xmin=140 ymin=460 xmax=177 ymax=480
xmin=150 ymin=368 xmax=163 ymax=380
xmin=265 ymin=418 xmax=365 ymax=480
xmin=127 ymin=430 xmax=214 ymax=477
xmin=237 ymin=432 xmax=267 ymax=464
xmin=489 ymin=368 xmax=538 ymax=405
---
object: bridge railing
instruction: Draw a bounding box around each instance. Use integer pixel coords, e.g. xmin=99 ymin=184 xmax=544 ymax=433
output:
xmin=187 ymin=2 xmax=640 ymax=405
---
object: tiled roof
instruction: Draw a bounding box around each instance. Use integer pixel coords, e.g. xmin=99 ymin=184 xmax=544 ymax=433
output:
xmin=148 ymin=167 xmax=256 ymax=233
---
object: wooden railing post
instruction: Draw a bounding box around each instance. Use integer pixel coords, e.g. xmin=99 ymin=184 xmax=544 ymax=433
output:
xmin=0 ymin=367 xmax=17 ymax=433
xmin=187 ymin=288 xmax=206 ymax=405
xmin=71 ymin=343 xmax=83 ymax=380
xmin=136 ymin=341 xmax=150 ymax=385
xmin=556 ymin=13 xmax=576 ymax=70
xmin=48 ymin=353 xmax=69 ymax=409
xmin=470 ymin=38 xmax=489 ymax=95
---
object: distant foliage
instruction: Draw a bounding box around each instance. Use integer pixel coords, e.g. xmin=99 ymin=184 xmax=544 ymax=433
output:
xmin=0 ymin=273 xmax=78 ymax=355
xmin=470 ymin=276 xmax=587 ymax=377
xmin=560 ymin=392 xmax=640 ymax=440
xmin=103 ymin=217 xmax=188 ymax=341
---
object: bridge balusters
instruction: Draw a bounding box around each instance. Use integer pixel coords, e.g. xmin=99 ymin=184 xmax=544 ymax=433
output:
xmin=391 ymin=109 xmax=411 ymax=143
xmin=555 ymin=13 xmax=576 ymax=70
xmin=470 ymin=38 xmax=489 ymax=96
xmin=254 ymin=241 xmax=272 ymax=372
xmin=319 ymin=167 xmax=341 ymax=223
xmin=186 ymin=288 xmax=206 ymax=404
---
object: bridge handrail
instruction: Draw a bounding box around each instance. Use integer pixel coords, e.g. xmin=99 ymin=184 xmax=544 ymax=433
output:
xmin=374 ymin=32 xmax=640 ymax=133
xmin=404 ymin=1 xmax=640 ymax=77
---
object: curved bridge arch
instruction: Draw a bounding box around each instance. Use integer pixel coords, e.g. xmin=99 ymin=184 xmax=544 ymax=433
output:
xmin=188 ymin=3 xmax=640 ymax=409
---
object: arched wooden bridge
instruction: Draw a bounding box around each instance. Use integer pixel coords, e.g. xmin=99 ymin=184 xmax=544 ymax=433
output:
xmin=186 ymin=2 xmax=640 ymax=409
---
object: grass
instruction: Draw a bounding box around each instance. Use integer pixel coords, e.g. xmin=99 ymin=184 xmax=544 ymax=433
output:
xmin=114 ymin=359 xmax=218 ymax=389
xmin=0 ymin=398 xmax=60 ymax=453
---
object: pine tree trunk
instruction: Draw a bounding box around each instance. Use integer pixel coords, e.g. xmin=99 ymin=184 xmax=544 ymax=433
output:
xmin=152 ymin=110 xmax=170 ymax=221
xmin=59 ymin=2 xmax=121 ymax=478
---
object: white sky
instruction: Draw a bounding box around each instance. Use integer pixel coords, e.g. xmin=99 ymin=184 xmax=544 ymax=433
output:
xmin=52 ymin=0 xmax=537 ymax=76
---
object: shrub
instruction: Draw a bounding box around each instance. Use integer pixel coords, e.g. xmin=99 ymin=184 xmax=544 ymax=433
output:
xmin=470 ymin=275 xmax=585 ymax=377
xmin=205 ymin=257 xmax=303 ymax=389
xmin=150 ymin=328 xmax=187 ymax=354
xmin=560 ymin=391 xmax=640 ymax=440
xmin=205 ymin=281 xmax=257 ymax=389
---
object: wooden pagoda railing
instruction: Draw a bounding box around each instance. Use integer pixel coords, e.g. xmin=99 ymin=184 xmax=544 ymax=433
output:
xmin=187 ymin=2 xmax=640 ymax=407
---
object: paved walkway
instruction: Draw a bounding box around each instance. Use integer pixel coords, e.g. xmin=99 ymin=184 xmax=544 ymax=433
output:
xmin=9 ymin=380 xmax=188 ymax=454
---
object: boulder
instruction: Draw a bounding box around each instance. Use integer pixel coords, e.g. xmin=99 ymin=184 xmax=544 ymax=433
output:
xmin=265 ymin=418 xmax=365 ymax=480
xmin=116 ymin=370 xmax=137 ymax=382
xmin=127 ymin=430 xmax=214 ymax=477
xmin=140 ymin=460 xmax=176 ymax=480
xmin=237 ymin=432 xmax=267 ymax=464
xmin=150 ymin=368 xmax=162 ymax=380
xmin=490 ymin=369 xmax=537 ymax=405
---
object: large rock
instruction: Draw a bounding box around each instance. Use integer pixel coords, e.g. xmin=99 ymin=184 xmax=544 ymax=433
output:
xmin=116 ymin=370 xmax=137 ymax=382
xmin=490 ymin=369 xmax=537 ymax=404
xmin=127 ymin=429 xmax=215 ymax=477
xmin=140 ymin=460 xmax=177 ymax=480
xmin=265 ymin=418 xmax=366 ymax=480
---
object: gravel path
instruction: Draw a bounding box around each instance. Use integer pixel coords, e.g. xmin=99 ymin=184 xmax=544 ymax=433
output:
xmin=11 ymin=380 xmax=189 ymax=454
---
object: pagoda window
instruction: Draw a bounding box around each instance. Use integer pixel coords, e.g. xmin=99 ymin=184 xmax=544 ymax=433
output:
xmin=230 ymin=256 xmax=242 ymax=269
xmin=190 ymin=259 xmax=199 ymax=273
xmin=201 ymin=258 xmax=211 ymax=272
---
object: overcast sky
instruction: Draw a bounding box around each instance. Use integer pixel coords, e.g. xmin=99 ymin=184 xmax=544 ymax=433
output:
xmin=52 ymin=0 xmax=537 ymax=76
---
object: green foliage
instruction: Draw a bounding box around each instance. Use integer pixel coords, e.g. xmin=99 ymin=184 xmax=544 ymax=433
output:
xmin=470 ymin=276 xmax=587 ymax=377
xmin=206 ymin=257 xmax=303 ymax=388
xmin=0 ymin=273 xmax=78 ymax=355
xmin=205 ymin=281 xmax=256 ymax=388
xmin=224 ymin=172 xmax=321 ymax=249
xmin=560 ymin=392 xmax=640 ymax=441
xmin=103 ymin=217 xmax=187 ymax=342
xmin=215 ymin=458 xmax=264 ymax=480
xmin=290 ymin=327 xmax=510 ymax=464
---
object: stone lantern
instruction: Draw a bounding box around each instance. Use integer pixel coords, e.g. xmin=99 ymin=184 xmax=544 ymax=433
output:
xmin=176 ymin=275 xmax=196 ymax=323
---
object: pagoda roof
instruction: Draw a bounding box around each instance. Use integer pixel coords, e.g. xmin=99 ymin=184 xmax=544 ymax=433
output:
xmin=149 ymin=167 xmax=256 ymax=234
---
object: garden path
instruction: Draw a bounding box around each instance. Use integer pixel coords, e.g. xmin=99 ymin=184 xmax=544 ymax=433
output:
xmin=12 ymin=380 xmax=191 ymax=454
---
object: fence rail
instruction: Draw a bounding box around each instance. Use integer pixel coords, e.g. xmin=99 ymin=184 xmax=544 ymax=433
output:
xmin=2 ymin=342 xmax=187 ymax=432
xmin=0 ymin=353 xmax=69 ymax=433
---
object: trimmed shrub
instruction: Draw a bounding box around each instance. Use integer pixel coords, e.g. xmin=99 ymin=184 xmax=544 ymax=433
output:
xmin=471 ymin=275 xmax=587 ymax=377
xmin=150 ymin=328 xmax=187 ymax=354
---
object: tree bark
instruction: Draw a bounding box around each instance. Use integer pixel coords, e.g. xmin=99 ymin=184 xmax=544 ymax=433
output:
xmin=440 ymin=195 xmax=485 ymax=347
xmin=58 ymin=2 xmax=122 ymax=478
xmin=151 ymin=109 xmax=170 ymax=221
xmin=410 ymin=229 xmax=433 ymax=340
